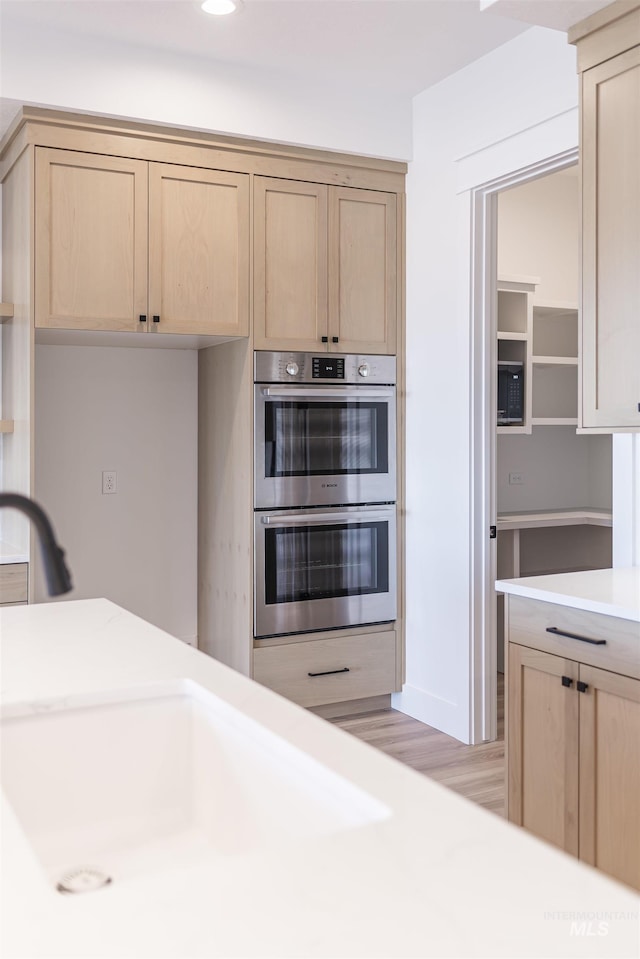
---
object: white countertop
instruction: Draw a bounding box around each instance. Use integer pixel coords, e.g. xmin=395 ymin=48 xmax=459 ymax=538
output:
xmin=1 ymin=599 xmax=639 ymax=959
xmin=496 ymin=566 xmax=640 ymax=622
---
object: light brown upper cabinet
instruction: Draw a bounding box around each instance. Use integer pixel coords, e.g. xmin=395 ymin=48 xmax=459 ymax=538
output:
xmin=329 ymin=187 xmax=398 ymax=354
xmin=254 ymin=177 xmax=397 ymax=354
xmin=148 ymin=164 xmax=249 ymax=337
xmin=35 ymin=149 xmax=148 ymax=332
xmin=35 ymin=148 xmax=249 ymax=337
xmin=570 ymin=5 xmax=640 ymax=430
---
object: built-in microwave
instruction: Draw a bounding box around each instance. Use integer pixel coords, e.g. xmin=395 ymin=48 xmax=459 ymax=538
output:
xmin=497 ymin=361 xmax=524 ymax=426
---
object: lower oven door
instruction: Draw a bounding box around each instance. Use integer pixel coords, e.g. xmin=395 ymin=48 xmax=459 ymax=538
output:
xmin=254 ymin=505 xmax=396 ymax=638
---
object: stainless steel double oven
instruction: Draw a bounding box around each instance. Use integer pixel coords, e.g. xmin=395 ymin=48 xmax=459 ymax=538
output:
xmin=254 ymin=351 xmax=397 ymax=638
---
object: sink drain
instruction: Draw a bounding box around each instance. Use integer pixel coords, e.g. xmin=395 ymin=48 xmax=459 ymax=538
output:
xmin=56 ymin=866 xmax=113 ymax=894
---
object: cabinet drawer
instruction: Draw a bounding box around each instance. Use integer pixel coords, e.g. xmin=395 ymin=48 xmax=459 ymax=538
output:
xmin=507 ymin=595 xmax=640 ymax=680
xmin=253 ymin=630 xmax=398 ymax=708
xmin=0 ymin=563 xmax=28 ymax=605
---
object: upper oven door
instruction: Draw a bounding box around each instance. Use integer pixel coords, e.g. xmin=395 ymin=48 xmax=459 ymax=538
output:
xmin=254 ymin=384 xmax=396 ymax=508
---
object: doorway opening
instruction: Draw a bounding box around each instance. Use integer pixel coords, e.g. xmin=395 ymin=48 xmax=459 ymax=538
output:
xmin=470 ymin=149 xmax=613 ymax=745
xmin=494 ymin=170 xmax=612 ymax=675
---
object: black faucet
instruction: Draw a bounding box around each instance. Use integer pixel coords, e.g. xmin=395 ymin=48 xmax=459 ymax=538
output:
xmin=0 ymin=493 xmax=73 ymax=596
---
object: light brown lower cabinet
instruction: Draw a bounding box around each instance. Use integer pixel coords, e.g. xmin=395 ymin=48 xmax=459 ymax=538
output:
xmin=507 ymin=597 xmax=640 ymax=891
xmin=253 ymin=629 xmax=398 ymax=708
xmin=578 ymin=664 xmax=640 ymax=889
xmin=0 ymin=563 xmax=28 ymax=605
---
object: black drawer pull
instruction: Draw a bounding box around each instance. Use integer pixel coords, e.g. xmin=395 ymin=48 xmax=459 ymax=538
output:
xmin=321 ymin=336 xmax=329 ymax=343
xmin=577 ymin=681 xmax=589 ymax=693
xmin=546 ymin=627 xmax=606 ymax=646
xmin=139 ymin=314 xmax=147 ymax=323
xmin=152 ymin=315 xmax=160 ymax=323
xmin=332 ymin=336 xmax=339 ymax=343
xmin=308 ymin=667 xmax=350 ymax=678
xmin=561 ymin=675 xmax=573 ymax=688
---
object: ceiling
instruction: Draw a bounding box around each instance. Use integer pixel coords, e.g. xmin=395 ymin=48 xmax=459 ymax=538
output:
xmin=1 ymin=1 xmax=614 ymax=95
xmin=0 ymin=0 xmax=613 ymax=140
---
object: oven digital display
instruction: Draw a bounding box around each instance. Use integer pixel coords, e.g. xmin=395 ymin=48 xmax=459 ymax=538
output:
xmin=312 ymin=357 xmax=345 ymax=379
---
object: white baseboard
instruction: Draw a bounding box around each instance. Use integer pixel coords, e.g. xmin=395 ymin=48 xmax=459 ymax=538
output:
xmin=392 ymin=684 xmax=470 ymax=745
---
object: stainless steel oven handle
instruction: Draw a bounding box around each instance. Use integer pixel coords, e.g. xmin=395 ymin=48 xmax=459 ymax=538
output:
xmin=261 ymin=511 xmax=393 ymax=526
xmin=260 ymin=386 xmax=394 ymax=399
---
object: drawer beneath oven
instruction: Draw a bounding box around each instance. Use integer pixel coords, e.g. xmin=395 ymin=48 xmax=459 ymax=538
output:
xmin=507 ymin=595 xmax=640 ymax=679
xmin=253 ymin=630 xmax=399 ymax=708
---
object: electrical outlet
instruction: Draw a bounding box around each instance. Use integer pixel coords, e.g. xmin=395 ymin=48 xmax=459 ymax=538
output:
xmin=509 ymin=472 xmax=524 ymax=486
xmin=102 ymin=470 xmax=117 ymax=495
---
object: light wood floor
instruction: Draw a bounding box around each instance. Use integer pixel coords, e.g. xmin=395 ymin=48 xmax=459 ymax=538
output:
xmin=332 ymin=673 xmax=505 ymax=817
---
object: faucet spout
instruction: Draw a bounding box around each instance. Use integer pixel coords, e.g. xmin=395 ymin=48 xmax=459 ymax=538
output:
xmin=0 ymin=493 xmax=73 ymax=596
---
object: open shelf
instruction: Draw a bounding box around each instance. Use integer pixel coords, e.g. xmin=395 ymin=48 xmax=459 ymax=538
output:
xmin=533 ymin=309 xmax=577 ymax=357
xmin=532 ymin=299 xmax=578 ymax=314
xmin=497 ymin=286 xmax=580 ymax=430
xmin=532 ymin=355 xmax=578 ymax=366
xmin=497 ymin=278 xmax=535 ymax=432
xmin=497 ymin=330 xmax=527 ymax=341
xmin=497 ymin=288 xmax=530 ymax=336
xmin=531 ymin=417 xmax=578 ymax=427
xmin=532 ymin=363 xmax=578 ymax=420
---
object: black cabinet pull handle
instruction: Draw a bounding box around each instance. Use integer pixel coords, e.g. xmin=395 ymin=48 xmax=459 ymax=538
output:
xmin=152 ymin=315 xmax=160 ymax=323
xmin=332 ymin=336 xmax=339 ymax=343
xmin=546 ymin=627 xmax=606 ymax=646
xmin=321 ymin=336 xmax=328 ymax=343
xmin=577 ymin=681 xmax=589 ymax=693
xmin=308 ymin=667 xmax=350 ymax=678
xmin=561 ymin=676 xmax=573 ymax=688
xmin=139 ymin=314 xmax=147 ymax=323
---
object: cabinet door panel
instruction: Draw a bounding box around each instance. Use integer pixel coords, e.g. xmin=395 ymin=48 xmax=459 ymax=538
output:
xmin=329 ymin=188 xmax=397 ymax=354
xmin=149 ymin=165 xmax=249 ymax=336
xmin=507 ymin=644 xmax=579 ymax=854
xmin=254 ymin=177 xmax=327 ymax=351
xmin=35 ymin=149 xmax=148 ymax=331
xmin=581 ymin=47 xmax=640 ymax=428
xmin=579 ymin=665 xmax=640 ymax=890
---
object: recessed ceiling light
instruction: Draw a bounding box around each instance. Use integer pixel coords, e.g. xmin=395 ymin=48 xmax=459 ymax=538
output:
xmin=201 ymin=0 xmax=240 ymax=15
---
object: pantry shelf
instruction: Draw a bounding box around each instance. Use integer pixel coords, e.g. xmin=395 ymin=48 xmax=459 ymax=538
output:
xmin=532 ymin=355 xmax=578 ymax=366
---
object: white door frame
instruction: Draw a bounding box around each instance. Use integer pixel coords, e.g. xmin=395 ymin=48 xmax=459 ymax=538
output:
xmin=469 ymin=147 xmax=579 ymax=744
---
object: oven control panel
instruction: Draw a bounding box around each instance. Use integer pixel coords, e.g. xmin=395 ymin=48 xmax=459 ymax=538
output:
xmin=255 ymin=351 xmax=396 ymax=385
xmin=312 ymin=356 xmax=345 ymax=379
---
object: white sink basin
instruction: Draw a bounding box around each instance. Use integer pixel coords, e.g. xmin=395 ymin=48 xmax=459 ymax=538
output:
xmin=1 ymin=679 xmax=389 ymax=888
